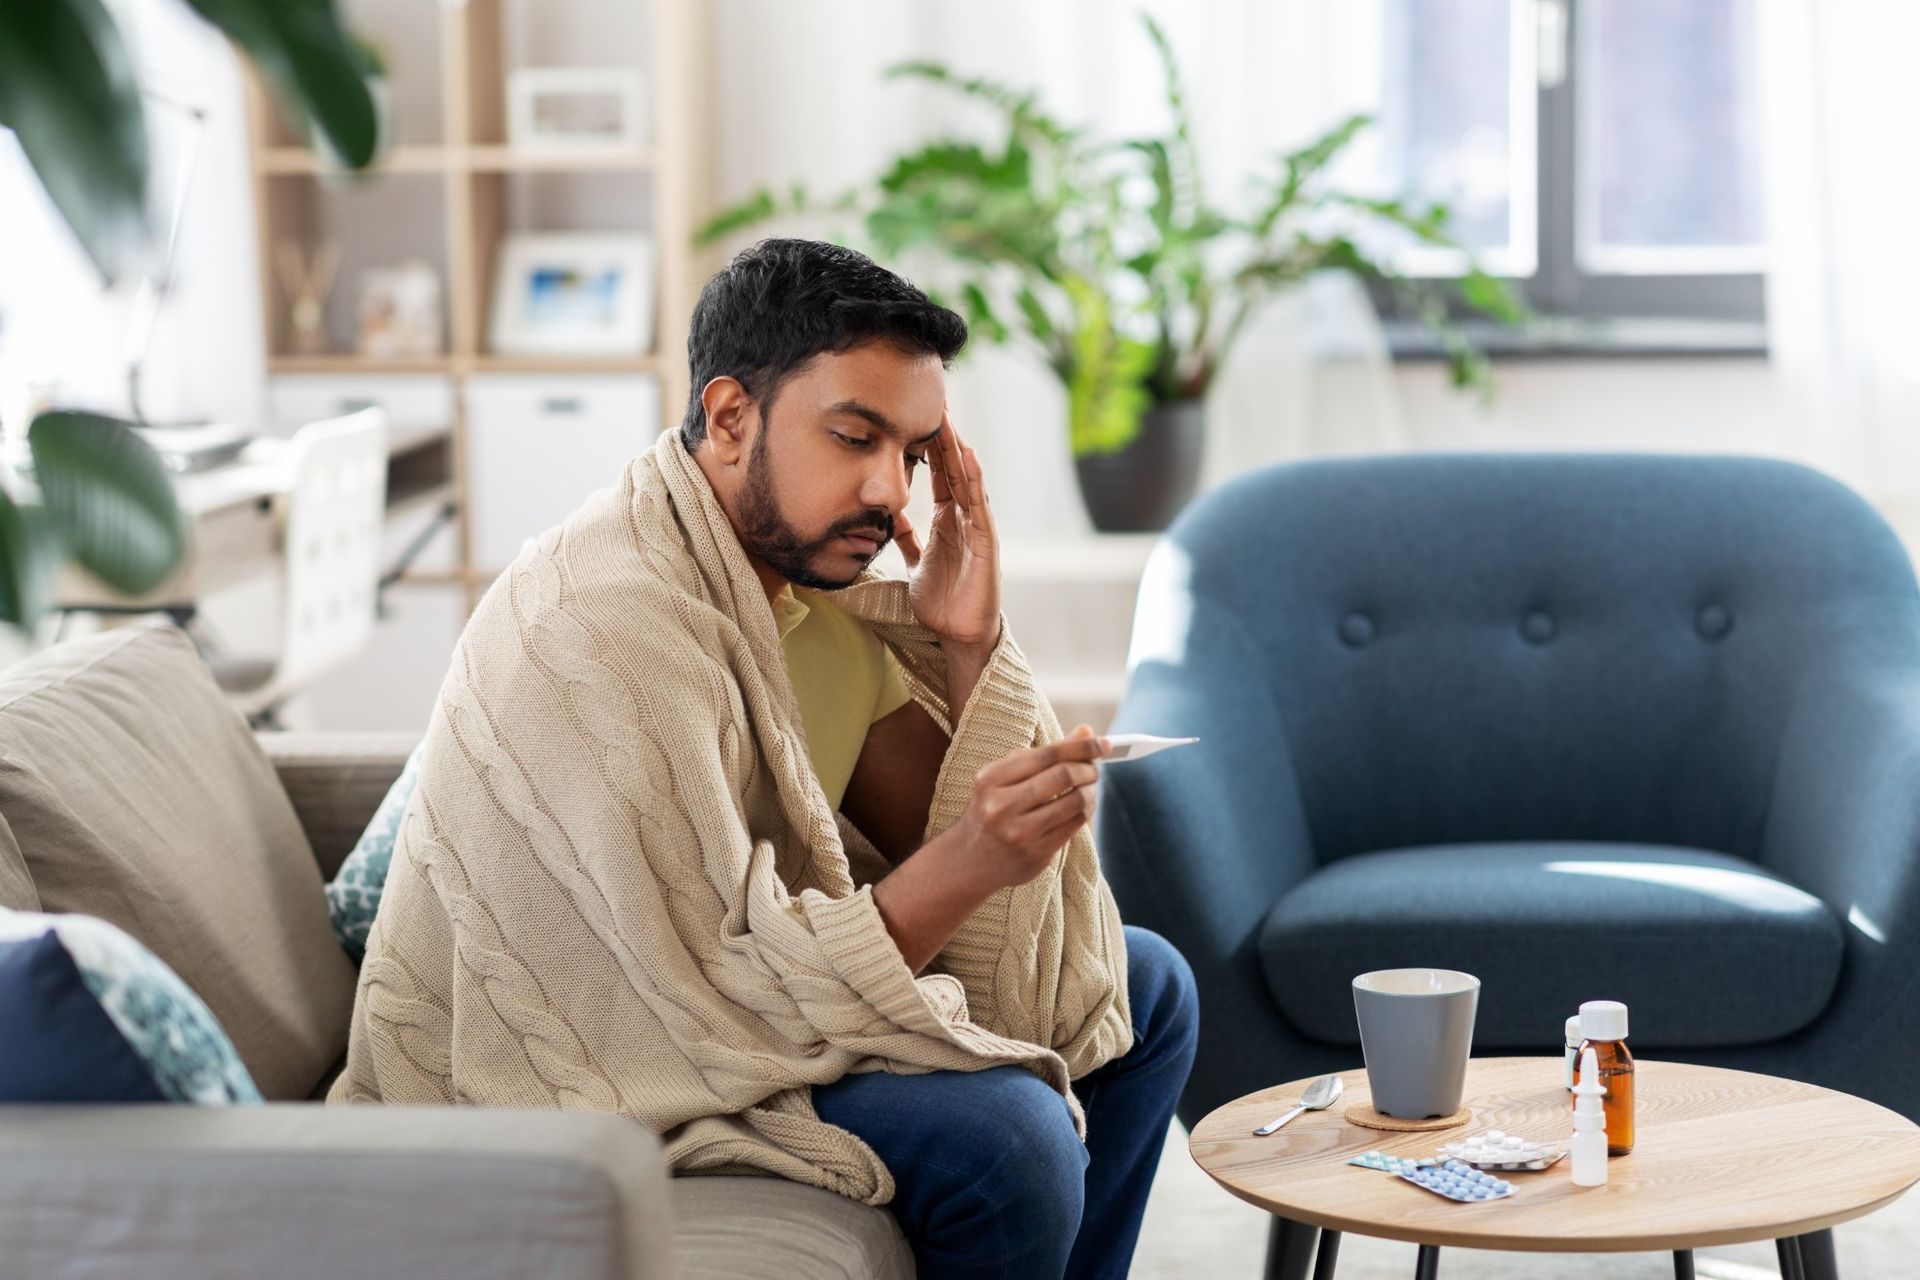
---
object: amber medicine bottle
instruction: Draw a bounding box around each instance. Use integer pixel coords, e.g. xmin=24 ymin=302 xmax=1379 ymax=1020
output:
xmin=1572 ymin=999 xmax=1634 ymax=1155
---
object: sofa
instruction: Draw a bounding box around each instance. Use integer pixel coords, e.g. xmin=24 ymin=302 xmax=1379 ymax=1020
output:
xmin=1099 ymin=453 xmax=1920 ymax=1130
xmin=0 ymin=622 xmax=913 ymax=1279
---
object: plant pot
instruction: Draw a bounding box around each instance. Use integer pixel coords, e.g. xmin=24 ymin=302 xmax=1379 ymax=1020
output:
xmin=1073 ymin=398 xmax=1206 ymax=533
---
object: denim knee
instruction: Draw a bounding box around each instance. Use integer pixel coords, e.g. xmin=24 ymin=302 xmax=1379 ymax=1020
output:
xmin=938 ymin=1073 xmax=1087 ymax=1243
xmin=1122 ymin=925 xmax=1200 ymax=1057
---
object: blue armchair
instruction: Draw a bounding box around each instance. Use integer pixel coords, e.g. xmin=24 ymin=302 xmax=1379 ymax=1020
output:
xmin=1098 ymin=453 xmax=1920 ymax=1130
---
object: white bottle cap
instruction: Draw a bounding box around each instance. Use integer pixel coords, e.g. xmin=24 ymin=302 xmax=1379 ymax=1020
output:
xmin=1564 ymin=1015 xmax=1582 ymax=1046
xmin=1579 ymin=1000 xmax=1628 ymax=1040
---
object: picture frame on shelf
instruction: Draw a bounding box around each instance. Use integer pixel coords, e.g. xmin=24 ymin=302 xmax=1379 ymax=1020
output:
xmin=506 ymin=68 xmax=646 ymax=149
xmin=356 ymin=258 xmax=445 ymax=359
xmin=487 ymin=232 xmax=655 ymax=357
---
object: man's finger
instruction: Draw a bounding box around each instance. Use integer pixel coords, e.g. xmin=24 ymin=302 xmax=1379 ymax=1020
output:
xmin=1011 ymin=783 xmax=1098 ymax=844
xmin=962 ymin=445 xmax=996 ymax=542
xmin=1000 ymin=735 xmax=1107 ymax=785
xmin=895 ymin=520 xmax=922 ymax=569
xmin=929 ymin=410 xmax=954 ymax=506
xmin=976 ymin=727 xmax=1106 ymax=789
xmin=940 ymin=420 xmax=975 ymax=514
xmin=1010 ymin=759 xmax=1099 ymax=812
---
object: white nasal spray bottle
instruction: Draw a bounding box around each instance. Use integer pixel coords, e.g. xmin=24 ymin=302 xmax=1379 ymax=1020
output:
xmin=1571 ymin=1045 xmax=1609 ymax=1187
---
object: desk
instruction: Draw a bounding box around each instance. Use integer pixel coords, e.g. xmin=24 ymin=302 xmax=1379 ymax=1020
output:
xmin=50 ymin=420 xmax=455 ymax=613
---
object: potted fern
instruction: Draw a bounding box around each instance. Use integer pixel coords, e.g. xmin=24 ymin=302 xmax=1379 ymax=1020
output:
xmin=699 ymin=13 xmax=1523 ymax=532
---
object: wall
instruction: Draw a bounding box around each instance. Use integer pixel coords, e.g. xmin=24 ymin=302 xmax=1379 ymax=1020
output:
xmin=1396 ymin=358 xmax=1789 ymax=457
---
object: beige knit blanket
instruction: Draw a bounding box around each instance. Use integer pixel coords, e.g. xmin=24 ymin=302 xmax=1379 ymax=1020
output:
xmin=329 ymin=429 xmax=1132 ymax=1204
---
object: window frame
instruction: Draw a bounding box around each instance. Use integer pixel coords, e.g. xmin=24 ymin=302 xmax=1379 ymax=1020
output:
xmin=1381 ymin=0 xmax=1766 ymax=350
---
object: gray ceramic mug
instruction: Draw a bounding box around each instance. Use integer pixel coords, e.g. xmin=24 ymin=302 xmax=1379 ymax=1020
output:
xmin=1352 ymin=969 xmax=1481 ymax=1119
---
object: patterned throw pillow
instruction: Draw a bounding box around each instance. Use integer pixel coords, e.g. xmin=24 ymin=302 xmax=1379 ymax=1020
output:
xmin=0 ymin=910 xmax=263 ymax=1104
xmin=327 ymin=741 xmax=424 ymax=960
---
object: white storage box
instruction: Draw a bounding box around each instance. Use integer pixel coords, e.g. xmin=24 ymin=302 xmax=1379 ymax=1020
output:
xmin=464 ymin=374 xmax=661 ymax=573
xmin=270 ymin=374 xmax=456 ymax=452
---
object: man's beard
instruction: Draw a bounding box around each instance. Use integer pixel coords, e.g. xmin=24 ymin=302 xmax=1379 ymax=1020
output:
xmin=737 ymin=426 xmax=894 ymax=591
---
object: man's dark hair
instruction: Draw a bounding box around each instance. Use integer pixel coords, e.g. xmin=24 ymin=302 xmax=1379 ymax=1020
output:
xmin=679 ymin=239 xmax=968 ymax=450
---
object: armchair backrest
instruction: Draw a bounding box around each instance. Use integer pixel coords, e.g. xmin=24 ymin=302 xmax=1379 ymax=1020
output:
xmin=1137 ymin=453 xmax=1920 ymax=862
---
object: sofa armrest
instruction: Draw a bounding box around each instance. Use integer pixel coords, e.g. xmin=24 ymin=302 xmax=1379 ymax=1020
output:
xmin=1762 ymin=666 xmax=1920 ymax=1071
xmin=1099 ymin=594 xmax=1318 ymax=955
xmin=257 ymin=731 xmax=418 ymax=878
xmin=1097 ymin=585 xmax=1320 ymax=1121
xmin=0 ymin=1103 xmax=672 ymax=1280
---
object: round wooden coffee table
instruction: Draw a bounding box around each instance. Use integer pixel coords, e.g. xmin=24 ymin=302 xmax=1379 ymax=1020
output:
xmin=1190 ymin=1057 xmax=1920 ymax=1280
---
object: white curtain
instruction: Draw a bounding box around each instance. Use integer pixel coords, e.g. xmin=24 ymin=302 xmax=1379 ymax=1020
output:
xmin=1758 ymin=0 xmax=1920 ymax=524
xmin=708 ymin=0 xmax=1407 ymax=539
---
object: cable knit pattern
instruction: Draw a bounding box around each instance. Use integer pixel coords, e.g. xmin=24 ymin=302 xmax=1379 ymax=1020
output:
xmin=328 ymin=429 xmax=1132 ymax=1204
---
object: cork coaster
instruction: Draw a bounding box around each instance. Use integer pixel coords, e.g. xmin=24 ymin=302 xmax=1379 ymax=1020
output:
xmin=1343 ymin=1100 xmax=1471 ymax=1132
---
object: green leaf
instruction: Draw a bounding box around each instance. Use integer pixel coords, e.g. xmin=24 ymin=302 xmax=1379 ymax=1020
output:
xmin=1138 ymin=12 xmax=1205 ymax=216
xmin=960 ymin=282 xmax=1009 ymax=344
xmin=1015 ymin=283 xmax=1057 ymax=342
xmin=28 ymin=411 xmax=186 ymax=595
xmin=0 ymin=0 xmax=152 ymax=283
xmin=183 ymin=0 xmax=378 ymax=168
xmin=878 ymin=140 xmax=1029 ymax=195
xmin=1127 ymin=138 xmax=1175 ymax=235
xmin=0 ymin=487 xmax=54 ymax=632
xmin=1064 ymin=277 xmax=1156 ymax=457
xmin=1460 ymin=265 xmax=1528 ymax=326
xmin=1253 ymin=112 xmax=1372 ymax=236
xmin=695 ymin=188 xmax=782 ymax=245
xmin=885 ymin=61 xmax=1078 ymax=147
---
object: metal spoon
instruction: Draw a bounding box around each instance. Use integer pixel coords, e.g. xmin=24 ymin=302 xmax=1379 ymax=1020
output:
xmin=1252 ymin=1074 xmax=1345 ymax=1136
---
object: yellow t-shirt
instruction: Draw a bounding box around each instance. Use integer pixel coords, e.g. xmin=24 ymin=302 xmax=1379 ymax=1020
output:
xmin=774 ymin=585 xmax=913 ymax=810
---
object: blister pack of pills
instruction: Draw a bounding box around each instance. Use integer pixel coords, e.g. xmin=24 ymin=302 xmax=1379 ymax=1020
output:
xmin=1398 ymin=1159 xmax=1515 ymax=1202
xmin=1438 ymin=1131 xmax=1567 ymax=1171
xmin=1347 ymin=1150 xmax=1441 ymax=1175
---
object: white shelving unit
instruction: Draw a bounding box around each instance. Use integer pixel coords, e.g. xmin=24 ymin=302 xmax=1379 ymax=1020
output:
xmin=244 ymin=0 xmax=714 ymax=612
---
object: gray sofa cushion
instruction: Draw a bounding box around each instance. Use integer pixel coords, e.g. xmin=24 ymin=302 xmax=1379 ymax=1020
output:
xmin=0 ymin=623 xmax=357 ymax=1099
xmin=1259 ymin=842 xmax=1845 ymax=1048
xmin=670 ymin=1176 xmax=913 ymax=1280
xmin=0 ymin=810 xmax=34 ymax=910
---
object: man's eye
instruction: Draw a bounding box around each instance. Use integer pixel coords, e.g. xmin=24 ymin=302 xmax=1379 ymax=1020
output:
xmin=833 ymin=432 xmax=870 ymax=448
xmin=906 ymin=453 xmax=927 ymax=470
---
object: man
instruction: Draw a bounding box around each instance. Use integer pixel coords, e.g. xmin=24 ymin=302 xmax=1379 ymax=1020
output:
xmin=333 ymin=239 xmax=1198 ymax=1278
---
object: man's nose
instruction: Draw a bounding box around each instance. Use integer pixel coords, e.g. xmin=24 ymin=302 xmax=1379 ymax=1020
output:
xmin=861 ymin=454 xmax=912 ymax=514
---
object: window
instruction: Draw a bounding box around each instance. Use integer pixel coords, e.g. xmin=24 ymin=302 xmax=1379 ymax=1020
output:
xmin=1353 ymin=0 xmax=1765 ymax=346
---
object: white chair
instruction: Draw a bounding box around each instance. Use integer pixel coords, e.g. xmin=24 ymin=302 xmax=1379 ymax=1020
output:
xmin=212 ymin=409 xmax=388 ymax=726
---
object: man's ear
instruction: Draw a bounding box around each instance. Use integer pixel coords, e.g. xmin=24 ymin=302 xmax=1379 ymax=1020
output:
xmin=700 ymin=377 xmax=754 ymax=467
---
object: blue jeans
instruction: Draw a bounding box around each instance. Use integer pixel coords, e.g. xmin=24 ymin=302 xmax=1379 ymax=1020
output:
xmin=812 ymin=926 xmax=1199 ymax=1280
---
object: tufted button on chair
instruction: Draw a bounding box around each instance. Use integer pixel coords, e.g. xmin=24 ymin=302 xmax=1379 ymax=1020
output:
xmin=1099 ymin=454 xmax=1920 ymax=1141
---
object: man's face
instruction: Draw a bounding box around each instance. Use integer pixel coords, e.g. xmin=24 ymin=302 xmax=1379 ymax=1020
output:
xmin=725 ymin=341 xmax=946 ymax=591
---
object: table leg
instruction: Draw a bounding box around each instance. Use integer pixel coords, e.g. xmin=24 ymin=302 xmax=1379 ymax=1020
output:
xmin=1673 ymin=1249 xmax=1696 ymax=1279
xmin=1794 ymin=1229 xmax=1838 ymax=1280
xmin=1311 ymin=1229 xmax=1341 ymax=1280
xmin=1413 ymin=1243 xmax=1441 ymax=1280
xmin=1264 ymin=1217 xmax=1320 ymax=1280
xmin=1776 ymin=1235 xmax=1806 ymax=1280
